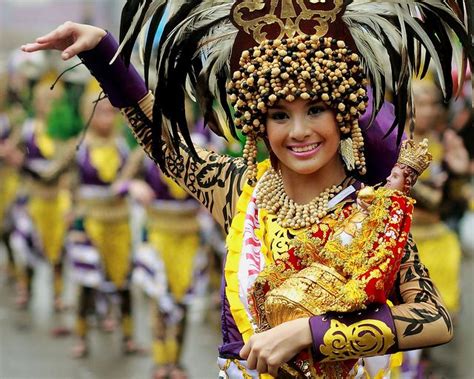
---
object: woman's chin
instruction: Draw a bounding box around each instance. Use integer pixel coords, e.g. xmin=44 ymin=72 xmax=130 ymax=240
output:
xmin=283 ymin=161 xmax=321 ymax=176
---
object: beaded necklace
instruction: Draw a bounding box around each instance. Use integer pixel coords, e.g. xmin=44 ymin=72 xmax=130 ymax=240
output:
xmin=255 ymin=167 xmax=344 ymax=229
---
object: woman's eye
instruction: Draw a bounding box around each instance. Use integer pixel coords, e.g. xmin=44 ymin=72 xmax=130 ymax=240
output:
xmin=269 ymin=111 xmax=288 ymax=120
xmin=308 ymin=106 xmax=325 ymax=116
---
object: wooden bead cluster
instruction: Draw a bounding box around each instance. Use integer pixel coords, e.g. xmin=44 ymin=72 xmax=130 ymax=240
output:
xmin=242 ymin=133 xmax=258 ymax=186
xmin=227 ymin=34 xmax=370 ymax=181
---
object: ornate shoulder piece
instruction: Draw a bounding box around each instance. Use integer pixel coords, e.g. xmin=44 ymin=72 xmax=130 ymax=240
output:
xmin=397 ymin=138 xmax=432 ymax=176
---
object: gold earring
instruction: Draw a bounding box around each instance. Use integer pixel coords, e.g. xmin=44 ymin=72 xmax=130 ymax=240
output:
xmin=340 ymin=138 xmax=356 ymax=171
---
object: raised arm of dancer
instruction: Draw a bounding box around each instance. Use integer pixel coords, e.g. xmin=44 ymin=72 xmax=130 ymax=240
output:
xmin=22 ymin=23 xmax=247 ymax=231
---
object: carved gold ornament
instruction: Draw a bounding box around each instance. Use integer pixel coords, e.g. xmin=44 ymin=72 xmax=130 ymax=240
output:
xmin=319 ymin=319 xmax=395 ymax=361
xmin=232 ymin=0 xmax=345 ymax=42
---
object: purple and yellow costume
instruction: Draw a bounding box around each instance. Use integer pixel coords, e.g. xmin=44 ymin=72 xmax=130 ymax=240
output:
xmin=70 ymin=133 xmax=135 ymax=340
xmin=0 ymin=114 xmax=19 ymax=230
xmin=76 ymin=33 xmax=454 ymax=378
xmin=12 ymin=117 xmax=75 ymax=300
xmin=0 ymin=113 xmax=20 ymax=277
xmin=134 ymin=155 xmax=201 ymax=367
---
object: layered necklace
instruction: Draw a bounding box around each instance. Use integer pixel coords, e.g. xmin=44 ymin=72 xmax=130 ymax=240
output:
xmin=256 ymin=167 xmax=344 ymax=229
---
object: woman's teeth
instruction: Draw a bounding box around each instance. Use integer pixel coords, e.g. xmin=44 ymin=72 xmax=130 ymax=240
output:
xmin=290 ymin=143 xmax=319 ymax=153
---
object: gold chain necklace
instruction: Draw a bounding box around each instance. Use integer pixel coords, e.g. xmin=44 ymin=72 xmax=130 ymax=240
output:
xmin=255 ymin=167 xmax=344 ymax=229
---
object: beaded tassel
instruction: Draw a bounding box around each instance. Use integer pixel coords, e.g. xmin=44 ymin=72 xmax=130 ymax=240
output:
xmin=243 ymin=132 xmax=259 ymax=185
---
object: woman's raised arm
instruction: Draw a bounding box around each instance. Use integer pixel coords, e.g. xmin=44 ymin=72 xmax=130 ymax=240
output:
xmin=21 ymin=22 xmax=248 ymax=231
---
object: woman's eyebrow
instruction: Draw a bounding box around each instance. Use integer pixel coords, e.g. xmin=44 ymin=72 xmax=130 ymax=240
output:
xmin=268 ymin=105 xmax=285 ymax=111
xmin=307 ymin=100 xmax=325 ymax=106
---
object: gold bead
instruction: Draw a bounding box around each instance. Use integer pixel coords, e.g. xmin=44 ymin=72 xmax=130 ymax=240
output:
xmin=271 ymin=68 xmax=281 ymax=77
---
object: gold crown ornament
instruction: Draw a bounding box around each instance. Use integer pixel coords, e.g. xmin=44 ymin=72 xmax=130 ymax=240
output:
xmin=397 ymin=138 xmax=432 ymax=176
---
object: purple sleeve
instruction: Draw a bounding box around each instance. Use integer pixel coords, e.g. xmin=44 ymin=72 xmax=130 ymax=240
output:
xmin=359 ymin=93 xmax=405 ymax=185
xmin=309 ymin=303 xmax=398 ymax=362
xmin=78 ymin=33 xmax=148 ymax=108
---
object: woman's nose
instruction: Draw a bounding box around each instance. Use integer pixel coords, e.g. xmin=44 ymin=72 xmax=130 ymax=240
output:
xmin=289 ymin=117 xmax=310 ymax=140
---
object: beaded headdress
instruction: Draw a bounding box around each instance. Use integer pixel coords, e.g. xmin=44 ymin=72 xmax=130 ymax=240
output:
xmin=397 ymin=138 xmax=432 ymax=176
xmin=117 ymin=0 xmax=471 ymax=182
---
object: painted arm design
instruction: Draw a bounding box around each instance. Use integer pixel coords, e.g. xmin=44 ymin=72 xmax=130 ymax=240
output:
xmin=121 ymin=93 xmax=247 ymax=232
xmin=309 ymin=235 xmax=452 ymax=362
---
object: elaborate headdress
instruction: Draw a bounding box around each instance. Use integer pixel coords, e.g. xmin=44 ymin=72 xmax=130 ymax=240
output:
xmin=118 ymin=0 xmax=471 ymax=182
xmin=397 ymin=138 xmax=432 ymax=175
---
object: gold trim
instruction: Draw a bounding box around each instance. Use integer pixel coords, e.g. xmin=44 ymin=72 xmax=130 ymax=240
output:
xmin=232 ymin=0 xmax=344 ymax=42
xmin=319 ymin=319 xmax=395 ymax=362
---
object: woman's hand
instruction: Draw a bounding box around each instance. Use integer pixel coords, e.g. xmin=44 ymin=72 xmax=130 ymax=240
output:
xmin=0 ymin=141 xmax=24 ymax=168
xmin=126 ymin=180 xmax=156 ymax=206
xmin=239 ymin=318 xmax=312 ymax=377
xmin=443 ymin=129 xmax=469 ymax=176
xmin=21 ymin=22 xmax=107 ymax=61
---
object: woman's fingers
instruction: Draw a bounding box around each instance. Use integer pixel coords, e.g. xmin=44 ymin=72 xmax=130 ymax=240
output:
xmin=239 ymin=343 xmax=250 ymax=359
xmin=268 ymin=365 xmax=279 ymax=377
xmin=35 ymin=26 xmax=65 ymax=44
xmin=61 ymin=39 xmax=85 ymax=60
xmin=256 ymin=358 xmax=268 ymax=375
xmin=21 ymin=22 xmax=106 ymax=60
xmin=240 ymin=319 xmax=312 ymax=375
xmin=21 ymin=42 xmax=48 ymax=53
xmin=21 ymin=22 xmax=75 ymax=56
xmin=241 ymin=342 xmax=280 ymax=376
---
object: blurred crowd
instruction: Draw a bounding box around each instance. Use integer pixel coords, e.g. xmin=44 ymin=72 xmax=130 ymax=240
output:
xmin=0 ymin=46 xmax=472 ymax=379
xmin=0 ymin=50 xmax=230 ymax=379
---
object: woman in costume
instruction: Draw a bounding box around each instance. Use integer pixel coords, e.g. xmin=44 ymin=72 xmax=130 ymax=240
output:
xmin=7 ymin=76 xmax=76 ymax=312
xmin=0 ymin=73 xmax=22 ymax=283
xmin=131 ymin=150 xmax=201 ymax=379
xmin=22 ymin=0 xmax=471 ymax=377
xmin=68 ymin=79 xmax=143 ymax=357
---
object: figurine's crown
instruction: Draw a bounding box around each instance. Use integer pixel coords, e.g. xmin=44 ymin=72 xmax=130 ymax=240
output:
xmin=397 ymin=138 xmax=432 ymax=175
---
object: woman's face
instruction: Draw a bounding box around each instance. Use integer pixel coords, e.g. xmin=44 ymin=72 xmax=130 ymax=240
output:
xmin=89 ymin=99 xmax=117 ymax=137
xmin=266 ymin=98 xmax=341 ymax=177
xmin=33 ymin=85 xmax=61 ymax=119
xmin=413 ymin=83 xmax=443 ymax=133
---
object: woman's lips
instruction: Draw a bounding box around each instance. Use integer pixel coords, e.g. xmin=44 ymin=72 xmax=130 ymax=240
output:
xmin=287 ymin=142 xmax=321 ymax=158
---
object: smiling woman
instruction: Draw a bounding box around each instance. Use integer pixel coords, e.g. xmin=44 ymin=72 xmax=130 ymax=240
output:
xmin=265 ymin=99 xmax=345 ymax=202
xmin=20 ymin=0 xmax=472 ymax=377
